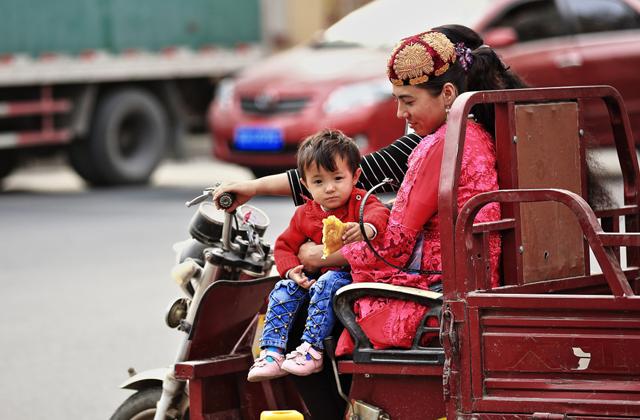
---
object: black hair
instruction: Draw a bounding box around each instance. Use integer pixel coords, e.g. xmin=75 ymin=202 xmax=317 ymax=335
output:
xmin=431 ymin=25 xmax=612 ymax=210
xmin=416 ymin=24 xmax=529 ymax=137
xmin=297 ymin=128 xmax=360 ymax=183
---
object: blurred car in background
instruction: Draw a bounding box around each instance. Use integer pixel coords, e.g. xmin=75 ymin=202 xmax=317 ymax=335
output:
xmin=209 ymin=0 xmax=640 ymax=176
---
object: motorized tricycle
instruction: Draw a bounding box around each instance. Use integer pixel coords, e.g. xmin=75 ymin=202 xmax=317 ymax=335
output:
xmin=111 ymin=86 xmax=640 ymax=420
xmin=109 ymin=190 xmax=283 ymax=420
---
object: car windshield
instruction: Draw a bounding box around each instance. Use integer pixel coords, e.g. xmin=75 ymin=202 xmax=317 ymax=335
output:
xmin=317 ymin=0 xmax=493 ymax=49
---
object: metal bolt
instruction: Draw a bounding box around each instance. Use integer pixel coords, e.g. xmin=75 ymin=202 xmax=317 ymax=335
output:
xmin=513 ymin=136 xmax=518 ymax=143
xmin=579 ymin=129 xmax=584 ymax=136
xmin=519 ymin=246 xmax=524 ymax=254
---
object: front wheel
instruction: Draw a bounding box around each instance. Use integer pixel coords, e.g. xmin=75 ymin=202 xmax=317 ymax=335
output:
xmin=110 ymin=386 xmax=190 ymax=420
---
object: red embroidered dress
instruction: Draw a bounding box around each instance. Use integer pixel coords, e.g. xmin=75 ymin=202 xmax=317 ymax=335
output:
xmin=340 ymin=122 xmax=501 ymax=350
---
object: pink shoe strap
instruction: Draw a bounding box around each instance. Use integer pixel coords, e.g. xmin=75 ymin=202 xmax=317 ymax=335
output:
xmin=253 ymin=349 xmax=284 ymax=368
xmin=288 ymin=343 xmax=322 ymax=361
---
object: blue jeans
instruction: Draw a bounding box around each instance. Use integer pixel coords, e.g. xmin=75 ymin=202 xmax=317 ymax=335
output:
xmin=260 ymin=270 xmax=352 ymax=350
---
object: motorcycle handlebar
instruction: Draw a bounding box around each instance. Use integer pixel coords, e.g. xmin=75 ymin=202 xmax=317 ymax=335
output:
xmin=185 ymin=188 xmax=235 ymax=210
xmin=217 ymin=193 xmax=234 ymax=210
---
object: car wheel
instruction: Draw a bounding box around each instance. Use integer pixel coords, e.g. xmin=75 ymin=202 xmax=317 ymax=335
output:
xmin=71 ymin=88 xmax=168 ymax=186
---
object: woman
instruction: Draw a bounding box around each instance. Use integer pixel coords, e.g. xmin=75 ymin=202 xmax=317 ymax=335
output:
xmin=213 ymin=25 xmax=527 ymax=418
xmin=335 ymin=28 xmax=510 ymax=352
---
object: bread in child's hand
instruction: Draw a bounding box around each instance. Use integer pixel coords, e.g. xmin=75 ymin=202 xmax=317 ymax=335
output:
xmin=322 ymin=215 xmax=348 ymax=259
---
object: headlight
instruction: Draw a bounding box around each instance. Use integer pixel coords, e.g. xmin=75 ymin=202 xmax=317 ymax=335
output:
xmin=215 ymin=77 xmax=236 ymax=111
xmin=323 ymin=79 xmax=392 ymax=115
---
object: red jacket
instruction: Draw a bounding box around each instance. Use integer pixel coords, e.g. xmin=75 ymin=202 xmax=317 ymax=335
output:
xmin=274 ymin=187 xmax=390 ymax=278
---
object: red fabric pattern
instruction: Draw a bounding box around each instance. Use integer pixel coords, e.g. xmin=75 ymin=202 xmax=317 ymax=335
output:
xmin=338 ymin=122 xmax=501 ymax=353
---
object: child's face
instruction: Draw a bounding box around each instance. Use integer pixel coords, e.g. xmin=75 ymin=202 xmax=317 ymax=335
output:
xmin=301 ymin=156 xmax=361 ymax=211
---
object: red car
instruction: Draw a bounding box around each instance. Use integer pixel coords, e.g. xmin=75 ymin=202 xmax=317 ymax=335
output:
xmin=209 ymin=0 xmax=640 ymax=176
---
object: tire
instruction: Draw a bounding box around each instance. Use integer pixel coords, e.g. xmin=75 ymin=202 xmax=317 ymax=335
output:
xmin=0 ymin=150 xmax=20 ymax=179
xmin=67 ymin=136 xmax=104 ymax=184
xmin=110 ymin=386 xmax=190 ymax=420
xmin=110 ymin=387 xmax=162 ymax=420
xmin=69 ymin=88 xmax=168 ymax=186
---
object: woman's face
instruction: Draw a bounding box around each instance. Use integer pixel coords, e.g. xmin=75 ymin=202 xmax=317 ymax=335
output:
xmin=392 ymin=84 xmax=450 ymax=136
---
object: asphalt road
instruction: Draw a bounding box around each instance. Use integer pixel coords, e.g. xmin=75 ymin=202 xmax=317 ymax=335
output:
xmin=0 ymin=138 xmax=296 ymax=420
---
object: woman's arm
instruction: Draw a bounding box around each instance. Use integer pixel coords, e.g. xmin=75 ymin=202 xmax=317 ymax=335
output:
xmin=297 ymin=241 xmax=348 ymax=274
xmin=287 ymin=133 xmax=423 ymax=206
xmin=358 ymin=132 xmax=422 ymax=192
xmin=340 ymin=133 xmax=444 ymax=270
xmin=212 ymin=173 xmax=292 ymax=211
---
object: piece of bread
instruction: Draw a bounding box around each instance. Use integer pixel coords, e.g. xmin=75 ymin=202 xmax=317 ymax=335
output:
xmin=322 ymin=215 xmax=348 ymax=259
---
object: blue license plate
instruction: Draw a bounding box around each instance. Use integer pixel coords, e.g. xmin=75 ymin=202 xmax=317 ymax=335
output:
xmin=234 ymin=126 xmax=284 ymax=152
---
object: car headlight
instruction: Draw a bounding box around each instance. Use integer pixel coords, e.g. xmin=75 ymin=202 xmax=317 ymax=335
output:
xmin=215 ymin=77 xmax=236 ymax=111
xmin=323 ymin=79 xmax=393 ymax=115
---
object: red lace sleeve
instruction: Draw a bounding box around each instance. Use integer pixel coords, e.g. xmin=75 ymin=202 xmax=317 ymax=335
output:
xmin=397 ymin=134 xmax=443 ymax=231
xmin=341 ymin=130 xmax=446 ymax=276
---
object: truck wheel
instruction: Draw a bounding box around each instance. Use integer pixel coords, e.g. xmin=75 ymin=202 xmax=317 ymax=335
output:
xmin=71 ymin=88 xmax=168 ymax=186
xmin=67 ymin=136 xmax=104 ymax=184
xmin=110 ymin=386 xmax=190 ymax=420
xmin=0 ymin=150 xmax=19 ymax=179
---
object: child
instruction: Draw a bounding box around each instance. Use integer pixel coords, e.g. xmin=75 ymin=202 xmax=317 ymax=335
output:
xmin=247 ymin=129 xmax=390 ymax=382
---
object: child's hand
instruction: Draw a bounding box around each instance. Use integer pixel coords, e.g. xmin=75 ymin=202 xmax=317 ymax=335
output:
xmin=342 ymin=222 xmax=374 ymax=245
xmin=289 ymin=265 xmax=315 ymax=290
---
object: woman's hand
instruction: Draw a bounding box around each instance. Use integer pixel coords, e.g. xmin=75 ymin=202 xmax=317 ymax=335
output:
xmin=297 ymin=241 xmax=325 ymax=274
xmin=342 ymin=222 xmax=374 ymax=245
xmin=289 ymin=265 xmax=315 ymax=290
xmin=212 ymin=180 xmax=257 ymax=211
xmin=298 ymin=241 xmax=349 ymax=273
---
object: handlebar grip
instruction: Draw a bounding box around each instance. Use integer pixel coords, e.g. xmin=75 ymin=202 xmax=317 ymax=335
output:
xmin=217 ymin=193 xmax=235 ymax=209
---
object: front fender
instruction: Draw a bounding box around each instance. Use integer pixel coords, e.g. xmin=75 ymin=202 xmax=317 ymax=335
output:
xmin=118 ymin=367 xmax=172 ymax=391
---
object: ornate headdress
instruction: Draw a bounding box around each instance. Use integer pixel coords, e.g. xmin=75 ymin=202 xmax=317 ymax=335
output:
xmin=387 ymin=31 xmax=456 ymax=86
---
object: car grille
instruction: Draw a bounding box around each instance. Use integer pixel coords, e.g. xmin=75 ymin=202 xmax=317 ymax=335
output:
xmin=240 ymin=97 xmax=310 ymax=115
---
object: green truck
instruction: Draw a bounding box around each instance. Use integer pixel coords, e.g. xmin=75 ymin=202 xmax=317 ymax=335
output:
xmin=0 ymin=0 xmax=263 ymax=185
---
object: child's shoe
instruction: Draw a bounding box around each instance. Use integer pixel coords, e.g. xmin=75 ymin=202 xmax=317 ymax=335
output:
xmin=247 ymin=349 xmax=287 ymax=382
xmin=281 ymin=342 xmax=323 ymax=376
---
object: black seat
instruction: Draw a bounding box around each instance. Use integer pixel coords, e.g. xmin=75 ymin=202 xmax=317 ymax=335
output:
xmin=333 ymin=283 xmax=444 ymax=365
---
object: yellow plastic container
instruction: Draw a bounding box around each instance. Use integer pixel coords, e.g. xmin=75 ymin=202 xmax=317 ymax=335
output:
xmin=260 ymin=410 xmax=304 ymax=420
